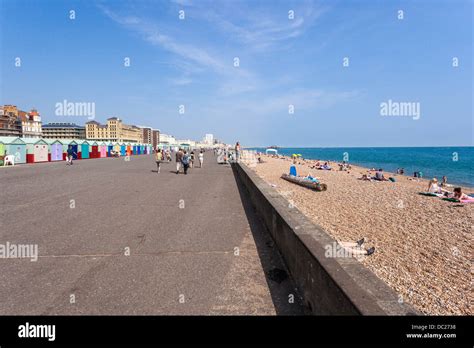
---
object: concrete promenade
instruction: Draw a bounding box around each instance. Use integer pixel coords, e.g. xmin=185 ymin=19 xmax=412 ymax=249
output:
xmin=0 ymin=152 xmax=306 ymax=315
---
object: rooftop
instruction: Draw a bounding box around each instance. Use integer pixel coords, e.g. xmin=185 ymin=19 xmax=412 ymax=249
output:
xmin=43 ymin=122 xmax=85 ymax=128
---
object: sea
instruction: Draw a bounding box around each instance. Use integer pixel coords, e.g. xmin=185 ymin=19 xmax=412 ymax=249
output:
xmin=248 ymin=147 xmax=474 ymax=188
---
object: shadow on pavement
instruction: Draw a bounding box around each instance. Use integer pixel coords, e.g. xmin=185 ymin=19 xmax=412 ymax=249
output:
xmin=231 ymin=165 xmax=309 ymax=315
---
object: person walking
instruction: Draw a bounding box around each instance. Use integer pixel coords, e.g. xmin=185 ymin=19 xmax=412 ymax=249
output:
xmin=198 ymin=150 xmax=204 ymax=168
xmin=182 ymin=150 xmax=190 ymax=175
xmin=190 ymin=151 xmax=195 ymax=168
xmin=155 ymin=149 xmax=163 ymax=173
xmin=66 ymin=145 xmax=76 ymax=165
xmin=176 ymin=148 xmax=184 ymax=174
xmin=235 ymin=141 xmax=241 ymax=162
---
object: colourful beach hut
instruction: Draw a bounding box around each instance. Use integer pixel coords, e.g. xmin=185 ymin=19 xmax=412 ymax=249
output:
xmin=0 ymin=140 xmax=5 ymax=157
xmin=0 ymin=137 xmax=27 ymax=164
xmin=126 ymin=143 xmax=132 ymax=156
xmin=99 ymin=142 xmax=107 ymax=158
xmin=132 ymin=144 xmax=138 ymax=155
xmin=120 ymin=143 xmax=126 ymax=156
xmin=107 ymin=142 xmax=114 ymax=157
xmin=63 ymin=140 xmax=79 ymax=160
xmin=140 ymin=145 xmax=145 ymax=154
xmin=80 ymin=140 xmax=90 ymax=159
xmin=113 ymin=143 xmax=121 ymax=154
xmin=74 ymin=140 xmax=83 ymax=159
xmin=46 ymin=139 xmax=64 ymax=161
xmin=23 ymin=138 xmax=49 ymax=163
xmin=89 ymin=141 xmax=99 ymax=159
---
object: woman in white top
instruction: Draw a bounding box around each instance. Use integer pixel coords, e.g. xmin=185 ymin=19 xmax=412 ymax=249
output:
xmin=198 ymin=151 xmax=204 ymax=168
xmin=428 ymin=178 xmax=444 ymax=193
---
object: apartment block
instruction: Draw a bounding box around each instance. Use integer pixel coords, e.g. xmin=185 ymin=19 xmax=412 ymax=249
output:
xmin=86 ymin=117 xmax=143 ymax=143
xmin=42 ymin=122 xmax=86 ymax=139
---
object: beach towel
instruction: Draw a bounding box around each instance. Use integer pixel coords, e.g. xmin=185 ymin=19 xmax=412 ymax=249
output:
xmin=306 ymin=175 xmax=319 ymax=183
xmin=442 ymin=197 xmax=474 ymax=204
xmin=418 ymin=192 xmax=439 ymax=197
xmin=460 ymin=198 xmax=474 ymax=203
xmin=442 ymin=198 xmax=461 ymax=202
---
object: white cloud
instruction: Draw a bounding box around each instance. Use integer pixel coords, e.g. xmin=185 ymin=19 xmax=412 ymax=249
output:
xmin=98 ymin=3 xmax=258 ymax=95
xmin=187 ymin=0 xmax=328 ymax=51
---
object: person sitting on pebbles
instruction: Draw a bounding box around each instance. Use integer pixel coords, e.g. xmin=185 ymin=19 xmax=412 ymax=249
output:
xmin=373 ymin=168 xmax=389 ymax=181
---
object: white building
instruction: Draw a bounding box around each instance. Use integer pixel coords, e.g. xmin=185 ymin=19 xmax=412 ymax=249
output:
xmin=20 ymin=109 xmax=42 ymax=138
xmin=159 ymin=133 xmax=177 ymax=146
xmin=204 ymin=133 xmax=214 ymax=145
xmin=176 ymin=139 xmax=196 ymax=148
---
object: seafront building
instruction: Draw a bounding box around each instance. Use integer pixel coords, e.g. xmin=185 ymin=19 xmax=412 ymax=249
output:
xmin=42 ymin=122 xmax=86 ymax=139
xmin=158 ymin=133 xmax=177 ymax=147
xmin=0 ymin=105 xmax=29 ymax=137
xmin=18 ymin=109 xmax=42 ymax=138
xmin=86 ymin=117 xmax=144 ymax=143
xmin=139 ymin=126 xmax=152 ymax=145
xmin=176 ymin=139 xmax=197 ymax=148
xmin=204 ymin=134 xmax=214 ymax=145
xmin=152 ymin=129 xmax=160 ymax=150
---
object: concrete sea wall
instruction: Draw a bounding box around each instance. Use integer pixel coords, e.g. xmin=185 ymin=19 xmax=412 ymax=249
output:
xmin=232 ymin=162 xmax=420 ymax=315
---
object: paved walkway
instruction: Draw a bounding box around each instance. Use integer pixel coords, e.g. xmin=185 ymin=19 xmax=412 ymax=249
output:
xmin=0 ymin=153 xmax=305 ymax=314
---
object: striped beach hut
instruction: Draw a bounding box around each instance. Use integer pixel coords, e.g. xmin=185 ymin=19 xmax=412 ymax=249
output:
xmin=45 ymin=139 xmax=64 ymax=161
xmin=0 ymin=136 xmax=27 ymax=164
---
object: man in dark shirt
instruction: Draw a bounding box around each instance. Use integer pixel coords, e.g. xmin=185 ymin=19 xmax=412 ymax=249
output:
xmin=66 ymin=145 xmax=76 ymax=165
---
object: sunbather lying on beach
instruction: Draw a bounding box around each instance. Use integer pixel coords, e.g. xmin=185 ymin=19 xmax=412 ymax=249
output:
xmin=317 ymin=162 xmax=332 ymax=170
xmin=453 ymin=187 xmax=469 ymax=200
xmin=358 ymin=174 xmax=372 ymax=181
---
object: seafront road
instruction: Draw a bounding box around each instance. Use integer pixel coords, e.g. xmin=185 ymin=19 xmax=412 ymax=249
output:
xmin=0 ymin=152 xmax=305 ymax=315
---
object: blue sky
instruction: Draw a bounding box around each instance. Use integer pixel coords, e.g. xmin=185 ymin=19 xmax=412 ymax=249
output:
xmin=1 ymin=0 xmax=472 ymax=146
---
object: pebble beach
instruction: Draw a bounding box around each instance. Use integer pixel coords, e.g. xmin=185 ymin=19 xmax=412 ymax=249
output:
xmin=250 ymin=154 xmax=473 ymax=315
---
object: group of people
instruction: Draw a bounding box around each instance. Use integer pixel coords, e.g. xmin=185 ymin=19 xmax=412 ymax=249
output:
xmin=358 ymin=168 xmax=395 ymax=182
xmin=154 ymin=148 xmax=204 ymax=175
xmin=338 ymin=161 xmax=352 ymax=171
xmin=309 ymin=161 xmax=332 ymax=170
xmin=427 ymin=177 xmax=469 ymax=200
